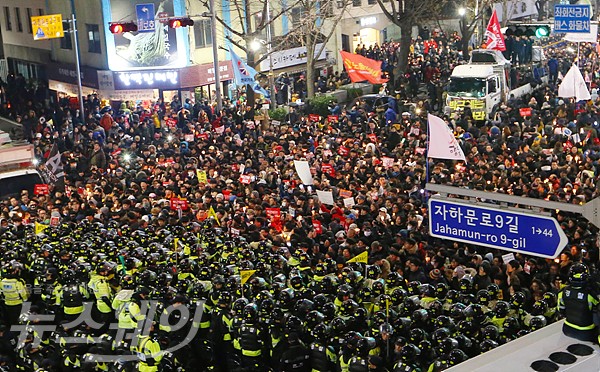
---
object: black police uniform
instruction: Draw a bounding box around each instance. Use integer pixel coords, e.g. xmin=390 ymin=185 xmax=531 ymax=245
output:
xmin=558 ymin=284 xmax=600 ymax=342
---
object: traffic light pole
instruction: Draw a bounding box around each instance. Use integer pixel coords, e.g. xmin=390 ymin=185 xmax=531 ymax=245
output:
xmin=209 ymin=0 xmax=222 ymax=113
xmin=70 ymin=14 xmax=85 ymax=120
xmin=266 ymin=0 xmax=275 ymax=109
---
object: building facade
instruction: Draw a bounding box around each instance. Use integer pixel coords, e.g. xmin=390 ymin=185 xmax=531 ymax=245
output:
xmin=0 ymin=0 xmax=50 ymax=82
xmin=0 ymin=0 xmax=344 ymax=105
xmin=339 ymin=0 xmax=401 ymax=53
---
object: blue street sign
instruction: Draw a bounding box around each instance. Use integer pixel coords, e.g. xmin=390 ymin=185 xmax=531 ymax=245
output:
xmin=428 ymin=197 xmax=568 ymax=259
xmin=554 ymin=5 xmax=591 ymax=33
xmin=136 ymin=3 xmax=156 ymax=33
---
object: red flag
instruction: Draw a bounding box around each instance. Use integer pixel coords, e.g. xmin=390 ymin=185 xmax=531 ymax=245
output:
xmin=340 ymin=51 xmax=388 ymax=84
xmin=485 ymin=10 xmax=506 ymax=51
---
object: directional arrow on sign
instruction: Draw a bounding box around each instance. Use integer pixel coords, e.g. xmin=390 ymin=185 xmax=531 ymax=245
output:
xmin=429 ymin=197 xmax=569 ymax=259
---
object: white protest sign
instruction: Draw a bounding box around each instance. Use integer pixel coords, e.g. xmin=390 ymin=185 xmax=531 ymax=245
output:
xmin=294 ymin=160 xmax=314 ymax=185
xmin=502 ymin=253 xmax=516 ymax=264
xmin=382 ymin=157 xmax=395 ymax=168
xmin=343 ymin=197 xmax=356 ymax=208
xmin=316 ymin=190 xmax=334 ymax=205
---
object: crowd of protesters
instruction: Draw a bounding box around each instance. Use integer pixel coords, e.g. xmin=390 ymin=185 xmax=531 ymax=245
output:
xmin=0 ymin=31 xmax=597 ymax=372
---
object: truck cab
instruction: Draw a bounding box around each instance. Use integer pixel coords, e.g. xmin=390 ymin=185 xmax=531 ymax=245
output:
xmin=0 ymin=134 xmax=43 ymax=199
xmin=446 ymin=49 xmax=511 ymax=120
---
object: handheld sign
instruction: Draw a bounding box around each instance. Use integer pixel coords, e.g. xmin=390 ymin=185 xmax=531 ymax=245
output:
xmin=34 ymin=184 xmax=50 ymax=196
xmin=170 ymin=198 xmax=189 ymax=211
xmin=428 ymin=197 xmax=568 ymax=259
xmin=519 ymin=107 xmax=532 ymax=117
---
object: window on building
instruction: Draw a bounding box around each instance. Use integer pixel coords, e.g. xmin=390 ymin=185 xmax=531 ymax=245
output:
xmin=291 ymin=8 xmax=305 ymax=27
xmin=367 ymin=0 xmax=377 ymax=4
xmin=322 ymin=1 xmax=333 ymax=16
xmin=4 ymin=7 xmax=11 ymax=31
xmin=60 ymin=29 xmax=72 ymax=50
xmin=26 ymin=8 xmax=32 ymax=33
xmin=353 ymin=0 xmax=361 ymax=7
xmin=194 ymin=19 xmax=212 ymax=48
xmin=38 ymin=8 xmax=43 ymax=16
xmin=87 ymin=24 xmax=101 ymax=53
xmin=15 ymin=7 xmax=22 ymax=32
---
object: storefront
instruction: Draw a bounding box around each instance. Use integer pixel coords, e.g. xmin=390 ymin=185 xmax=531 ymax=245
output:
xmin=340 ymin=15 xmax=400 ymax=52
xmin=258 ymin=44 xmax=329 ymax=75
xmin=94 ymin=60 xmax=233 ymax=105
xmin=97 ymin=69 xmax=172 ymax=103
xmin=46 ymin=62 xmax=100 ymax=103
xmin=7 ymin=58 xmax=46 ymax=81
xmin=180 ymin=60 xmax=233 ymax=103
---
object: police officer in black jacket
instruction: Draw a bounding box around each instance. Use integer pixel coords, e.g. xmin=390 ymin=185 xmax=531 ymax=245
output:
xmin=558 ymin=262 xmax=600 ymax=343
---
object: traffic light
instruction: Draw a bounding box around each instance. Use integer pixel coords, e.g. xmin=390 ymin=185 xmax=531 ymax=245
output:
xmin=505 ymin=24 xmax=551 ymax=38
xmin=168 ymin=18 xmax=194 ymax=28
xmin=535 ymin=26 xmax=550 ymax=38
xmin=109 ymin=22 xmax=138 ymax=34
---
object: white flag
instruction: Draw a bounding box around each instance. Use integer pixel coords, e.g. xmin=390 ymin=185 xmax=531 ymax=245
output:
xmin=558 ymin=64 xmax=591 ymax=102
xmin=427 ymin=114 xmax=466 ymax=162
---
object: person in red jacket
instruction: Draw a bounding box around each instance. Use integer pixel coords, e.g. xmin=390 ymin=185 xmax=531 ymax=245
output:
xmin=99 ymin=111 xmax=114 ymax=133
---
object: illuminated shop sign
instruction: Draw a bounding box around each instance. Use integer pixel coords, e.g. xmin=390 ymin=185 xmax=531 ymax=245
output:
xmin=113 ymin=70 xmax=180 ymax=89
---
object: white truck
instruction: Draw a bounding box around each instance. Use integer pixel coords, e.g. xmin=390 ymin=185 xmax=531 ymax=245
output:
xmin=0 ymin=134 xmax=43 ymax=199
xmin=445 ymin=49 xmax=545 ymax=121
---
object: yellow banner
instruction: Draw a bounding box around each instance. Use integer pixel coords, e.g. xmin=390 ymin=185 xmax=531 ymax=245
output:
xmin=240 ymin=270 xmax=256 ymax=285
xmin=207 ymin=206 xmax=220 ymax=226
xmin=472 ymin=111 xmax=486 ymax=120
xmin=31 ymin=14 xmax=64 ymax=41
xmin=35 ymin=222 xmax=49 ymax=235
xmin=196 ymin=170 xmax=207 ymax=184
xmin=449 ymin=99 xmax=485 ymax=110
xmin=347 ymin=250 xmax=368 ymax=263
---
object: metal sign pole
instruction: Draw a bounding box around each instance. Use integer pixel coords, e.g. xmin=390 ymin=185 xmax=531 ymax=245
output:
xmin=70 ymin=14 xmax=86 ymax=120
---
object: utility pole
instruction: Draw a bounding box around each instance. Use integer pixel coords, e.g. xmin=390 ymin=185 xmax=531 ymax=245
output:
xmin=266 ymin=0 xmax=275 ymax=108
xmin=70 ymin=13 xmax=85 ymax=118
xmin=209 ymin=0 xmax=222 ymax=113
xmin=68 ymin=0 xmax=85 ymax=118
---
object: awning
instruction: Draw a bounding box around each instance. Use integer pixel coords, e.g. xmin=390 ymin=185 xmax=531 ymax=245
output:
xmin=48 ymin=80 xmax=96 ymax=96
xmin=98 ymin=89 xmax=158 ymax=101
xmin=268 ymin=60 xmax=331 ymax=76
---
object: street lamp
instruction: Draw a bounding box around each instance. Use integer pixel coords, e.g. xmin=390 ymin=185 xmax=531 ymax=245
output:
xmin=457 ymin=6 xmax=480 ymax=46
xmin=251 ymin=38 xmax=275 ymax=109
xmin=250 ymin=39 xmax=262 ymax=52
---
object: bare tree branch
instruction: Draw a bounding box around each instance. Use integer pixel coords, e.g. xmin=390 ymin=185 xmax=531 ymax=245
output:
xmin=214 ymin=15 xmax=245 ymax=38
